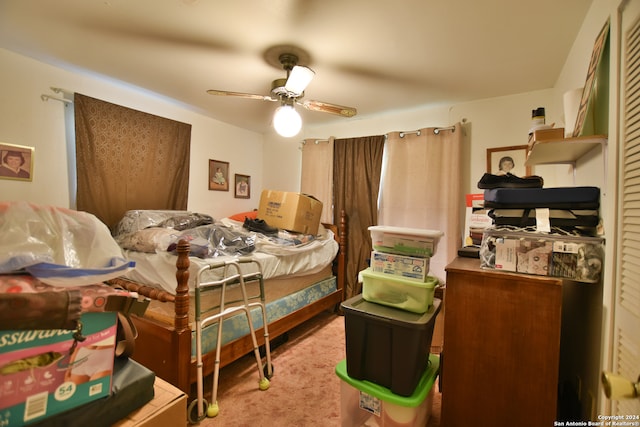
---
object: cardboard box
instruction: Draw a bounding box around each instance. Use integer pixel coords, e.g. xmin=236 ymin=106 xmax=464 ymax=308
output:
xmin=257 ymin=190 xmax=323 ymax=234
xmin=464 ymin=193 xmax=492 ymax=246
xmin=0 ymin=312 xmax=117 ymax=426
xmin=527 ymin=127 xmax=565 ymax=148
xmin=112 ymin=377 xmax=187 ymax=427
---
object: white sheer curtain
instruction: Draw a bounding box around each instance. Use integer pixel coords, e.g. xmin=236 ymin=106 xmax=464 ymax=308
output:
xmin=378 ymin=124 xmax=463 ymax=283
xmin=300 ymin=137 xmax=334 ymax=224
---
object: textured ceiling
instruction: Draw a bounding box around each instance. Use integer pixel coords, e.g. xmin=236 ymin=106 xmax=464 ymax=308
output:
xmin=0 ymin=0 xmax=593 ymax=134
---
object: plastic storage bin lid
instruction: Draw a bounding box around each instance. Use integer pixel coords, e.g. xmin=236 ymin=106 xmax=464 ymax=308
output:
xmin=335 ymin=354 xmax=440 ymax=407
xmin=369 ymin=225 xmax=444 ymax=257
xmin=341 ymin=295 xmax=441 ymax=328
xmin=368 ymin=225 xmax=444 ymax=239
xmin=359 ymin=268 xmax=439 ymax=289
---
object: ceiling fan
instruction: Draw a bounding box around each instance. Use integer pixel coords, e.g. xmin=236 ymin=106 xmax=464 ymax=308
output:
xmin=206 ymin=46 xmax=357 ymax=137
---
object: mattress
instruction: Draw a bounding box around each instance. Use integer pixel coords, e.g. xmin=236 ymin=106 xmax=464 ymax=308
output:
xmin=143 ymin=264 xmax=334 ymax=325
xmin=115 ymin=213 xmax=341 ymax=355
xmin=136 ymin=264 xmax=336 ymax=356
xmin=192 ymin=274 xmax=337 ymax=356
xmin=120 ymin=219 xmax=339 ymax=294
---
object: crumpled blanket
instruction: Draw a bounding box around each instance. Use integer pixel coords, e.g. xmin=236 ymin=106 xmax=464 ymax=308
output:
xmin=113 ymin=209 xmax=214 ymax=236
xmin=0 ymin=201 xmax=135 ymax=286
xmin=167 ymin=223 xmax=256 ymax=258
xmin=112 ymin=211 xmax=323 ymax=259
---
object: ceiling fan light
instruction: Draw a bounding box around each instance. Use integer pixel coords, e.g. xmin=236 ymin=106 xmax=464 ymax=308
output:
xmin=285 ymin=66 xmax=315 ymax=96
xmin=273 ymin=105 xmax=302 ymax=137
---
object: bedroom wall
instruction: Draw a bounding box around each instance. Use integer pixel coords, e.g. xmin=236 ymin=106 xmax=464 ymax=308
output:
xmin=0 ymin=4 xmax=612 ymax=220
xmin=263 ymin=0 xmax=616 ymax=416
xmin=264 ymin=81 xmax=573 ymax=199
xmin=0 ymin=48 xmax=265 ymax=220
xmin=0 ymin=0 xmax=619 ymax=415
xmin=264 ymin=0 xmax=612 ymax=200
xmin=1 ymin=1 xmax=606 ymax=218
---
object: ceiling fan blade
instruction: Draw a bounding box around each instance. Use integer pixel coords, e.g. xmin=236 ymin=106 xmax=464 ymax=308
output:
xmin=300 ymin=100 xmax=357 ymax=118
xmin=285 ymin=65 xmax=315 ymax=96
xmin=206 ymin=89 xmax=277 ymax=102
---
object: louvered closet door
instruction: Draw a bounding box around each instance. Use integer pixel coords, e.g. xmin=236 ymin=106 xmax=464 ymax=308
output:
xmin=616 ymin=0 xmax=640 ymax=416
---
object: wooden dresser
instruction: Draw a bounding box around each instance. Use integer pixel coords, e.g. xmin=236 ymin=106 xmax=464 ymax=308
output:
xmin=441 ymin=257 xmax=563 ymax=427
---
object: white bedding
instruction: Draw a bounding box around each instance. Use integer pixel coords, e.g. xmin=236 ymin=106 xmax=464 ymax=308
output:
xmin=120 ymin=218 xmax=339 ymax=294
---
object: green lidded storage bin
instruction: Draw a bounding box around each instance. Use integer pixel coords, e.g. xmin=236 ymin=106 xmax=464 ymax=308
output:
xmin=360 ymin=267 xmax=438 ymax=314
xmin=335 ymin=355 xmax=440 ymax=426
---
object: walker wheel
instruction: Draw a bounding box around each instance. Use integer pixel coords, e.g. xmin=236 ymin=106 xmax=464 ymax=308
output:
xmin=263 ymin=362 xmax=274 ymax=379
xmin=207 ymin=401 xmax=220 ymax=418
xmin=187 ymin=398 xmax=209 ymax=424
xmin=258 ymin=377 xmax=270 ymax=391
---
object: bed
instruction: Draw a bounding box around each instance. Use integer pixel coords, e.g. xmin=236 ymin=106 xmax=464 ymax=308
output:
xmin=105 ymin=209 xmax=348 ymax=396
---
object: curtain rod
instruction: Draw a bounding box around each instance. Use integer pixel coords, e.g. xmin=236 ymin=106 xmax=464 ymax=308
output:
xmin=41 ymin=87 xmax=74 ymax=105
xmin=40 ymin=94 xmax=73 ymax=105
xmin=398 ymin=125 xmax=457 ymax=138
xmin=433 ymin=125 xmax=456 ymax=135
xmin=384 ymin=123 xmax=460 ymax=138
xmin=399 ymin=130 xmax=421 ymax=138
xmin=301 ymin=138 xmax=331 ymax=145
xmin=50 ymin=87 xmax=74 ymax=96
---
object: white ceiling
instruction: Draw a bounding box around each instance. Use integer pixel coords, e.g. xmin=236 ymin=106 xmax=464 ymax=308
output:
xmin=0 ymin=0 xmax=593 ymax=134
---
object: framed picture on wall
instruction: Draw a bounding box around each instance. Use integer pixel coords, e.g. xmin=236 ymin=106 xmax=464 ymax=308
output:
xmin=572 ymin=19 xmax=610 ymax=137
xmin=234 ymin=174 xmax=251 ymax=199
xmin=0 ymin=142 xmax=34 ymax=182
xmin=209 ymin=159 xmax=229 ymax=191
xmin=486 ymin=145 xmax=531 ymax=177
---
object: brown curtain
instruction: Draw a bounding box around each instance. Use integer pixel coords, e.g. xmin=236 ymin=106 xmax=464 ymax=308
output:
xmin=74 ymin=94 xmax=191 ymax=230
xmin=333 ymin=135 xmax=385 ymax=299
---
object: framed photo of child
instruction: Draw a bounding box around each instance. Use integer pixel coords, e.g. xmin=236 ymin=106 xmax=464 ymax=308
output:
xmin=234 ymin=174 xmax=250 ymax=199
xmin=0 ymin=142 xmax=33 ymax=182
xmin=209 ymin=159 xmax=229 ymax=191
xmin=486 ymin=145 xmax=531 ymax=177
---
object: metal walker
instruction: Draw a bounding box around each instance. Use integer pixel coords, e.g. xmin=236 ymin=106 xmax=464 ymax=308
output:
xmin=188 ymin=258 xmax=274 ymax=424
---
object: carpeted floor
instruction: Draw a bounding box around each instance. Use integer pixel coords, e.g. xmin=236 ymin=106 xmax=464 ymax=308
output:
xmin=196 ymin=309 xmax=441 ymax=426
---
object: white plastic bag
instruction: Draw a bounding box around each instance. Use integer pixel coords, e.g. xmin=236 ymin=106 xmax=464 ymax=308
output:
xmin=0 ymin=201 xmax=134 ymax=286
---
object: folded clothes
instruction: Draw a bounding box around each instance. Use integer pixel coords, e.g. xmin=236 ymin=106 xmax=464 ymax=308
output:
xmin=483 ymin=186 xmax=600 ymax=209
xmin=477 ymin=173 xmax=544 ymax=189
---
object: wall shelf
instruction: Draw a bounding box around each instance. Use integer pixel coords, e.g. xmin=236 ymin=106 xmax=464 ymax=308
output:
xmin=525 ymin=135 xmax=607 ymax=166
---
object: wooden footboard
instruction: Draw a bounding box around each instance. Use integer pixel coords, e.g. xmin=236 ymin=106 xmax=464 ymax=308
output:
xmin=110 ymin=210 xmax=348 ymax=396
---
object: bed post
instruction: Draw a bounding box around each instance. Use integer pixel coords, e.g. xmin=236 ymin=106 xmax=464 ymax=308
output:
xmin=174 ymin=239 xmax=190 ymax=332
xmin=172 ymin=239 xmax=192 ymax=394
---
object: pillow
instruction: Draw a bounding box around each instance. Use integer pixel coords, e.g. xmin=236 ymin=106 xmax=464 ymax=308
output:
xmin=114 ymin=210 xmax=190 ymax=237
xmin=228 ymin=210 xmax=258 ymax=222
xmin=156 ymin=212 xmax=214 ymax=230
